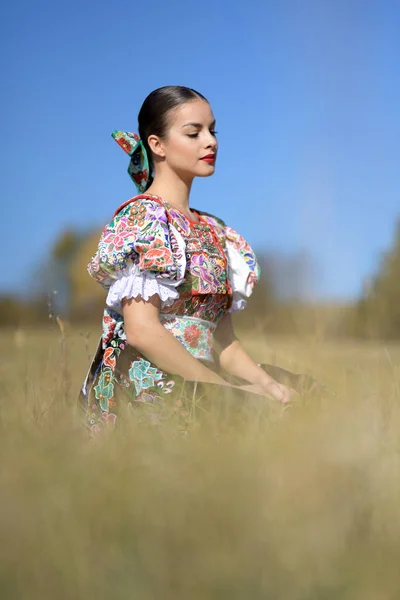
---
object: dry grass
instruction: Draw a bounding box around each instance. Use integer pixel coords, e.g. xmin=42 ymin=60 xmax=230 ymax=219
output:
xmin=1 ymin=324 xmax=400 ymax=599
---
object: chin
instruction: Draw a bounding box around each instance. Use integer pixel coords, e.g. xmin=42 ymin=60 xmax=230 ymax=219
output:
xmin=195 ymin=165 xmax=216 ymax=178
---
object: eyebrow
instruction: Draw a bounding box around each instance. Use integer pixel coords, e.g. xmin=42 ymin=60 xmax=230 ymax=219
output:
xmin=182 ymin=120 xmax=216 ymax=129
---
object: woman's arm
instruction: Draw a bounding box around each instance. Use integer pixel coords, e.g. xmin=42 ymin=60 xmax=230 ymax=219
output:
xmin=214 ymin=313 xmax=296 ymax=401
xmin=122 ymin=296 xmax=229 ymax=386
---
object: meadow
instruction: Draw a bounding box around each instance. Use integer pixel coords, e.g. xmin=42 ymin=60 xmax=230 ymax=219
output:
xmin=1 ymin=324 xmax=400 ymax=599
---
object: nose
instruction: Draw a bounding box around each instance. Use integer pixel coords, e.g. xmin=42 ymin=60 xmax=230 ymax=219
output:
xmin=205 ymin=132 xmax=217 ymax=150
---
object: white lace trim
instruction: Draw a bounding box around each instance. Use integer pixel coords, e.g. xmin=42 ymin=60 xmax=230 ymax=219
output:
xmin=106 ymin=262 xmax=182 ymax=312
xmin=229 ymin=293 xmax=248 ymax=313
xmin=225 ymin=239 xmax=253 ymax=313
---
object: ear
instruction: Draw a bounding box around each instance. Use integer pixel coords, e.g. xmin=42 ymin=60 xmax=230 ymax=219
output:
xmin=147 ymin=134 xmax=166 ymax=159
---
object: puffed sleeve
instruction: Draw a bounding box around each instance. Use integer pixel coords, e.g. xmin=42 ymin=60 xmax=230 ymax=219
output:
xmin=224 ymin=226 xmax=261 ymax=313
xmin=87 ymin=198 xmax=186 ymax=311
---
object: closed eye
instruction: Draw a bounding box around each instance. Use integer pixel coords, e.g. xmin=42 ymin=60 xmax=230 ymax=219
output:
xmin=187 ymin=130 xmax=218 ymax=139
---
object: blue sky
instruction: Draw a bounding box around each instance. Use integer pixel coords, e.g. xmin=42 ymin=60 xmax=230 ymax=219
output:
xmin=1 ymin=0 xmax=399 ymax=300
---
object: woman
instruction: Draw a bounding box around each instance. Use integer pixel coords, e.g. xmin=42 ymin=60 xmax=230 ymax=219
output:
xmin=80 ymin=85 xmax=304 ymax=435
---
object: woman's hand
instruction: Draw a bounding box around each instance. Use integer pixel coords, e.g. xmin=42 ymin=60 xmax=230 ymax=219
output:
xmin=259 ymin=379 xmax=297 ymax=403
xmin=235 ymin=380 xmax=297 ymax=403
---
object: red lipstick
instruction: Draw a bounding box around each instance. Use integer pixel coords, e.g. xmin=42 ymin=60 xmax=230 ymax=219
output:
xmin=201 ymin=154 xmax=216 ymax=163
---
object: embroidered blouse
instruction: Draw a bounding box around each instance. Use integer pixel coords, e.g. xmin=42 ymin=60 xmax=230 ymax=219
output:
xmin=87 ymin=194 xmax=260 ymax=360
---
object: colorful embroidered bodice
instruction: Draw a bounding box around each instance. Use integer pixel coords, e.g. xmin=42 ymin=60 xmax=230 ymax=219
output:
xmin=88 ymin=194 xmax=260 ymax=360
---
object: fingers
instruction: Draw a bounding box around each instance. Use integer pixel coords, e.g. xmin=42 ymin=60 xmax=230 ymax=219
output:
xmin=263 ymin=382 xmax=295 ymax=403
xmin=236 ymin=383 xmax=298 ymax=403
xmin=264 ymin=382 xmax=284 ymax=401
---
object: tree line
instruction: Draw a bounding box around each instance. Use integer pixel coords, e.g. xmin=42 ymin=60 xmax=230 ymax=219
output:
xmin=2 ymin=218 xmax=400 ymax=341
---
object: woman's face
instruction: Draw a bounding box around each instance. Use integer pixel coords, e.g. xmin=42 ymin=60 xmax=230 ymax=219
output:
xmin=150 ymin=99 xmax=218 ymax=181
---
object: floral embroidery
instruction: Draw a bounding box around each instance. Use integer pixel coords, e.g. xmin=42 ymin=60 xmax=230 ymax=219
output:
xmin=102 ymin=309 xmax=126 ymax=349
xmin=112 ymin=131 xmax=150 ymax=194
xmin=161 ymin=316 xmax=216 ymax=361
xmin=94 ymin=367 xmax=115 ymax=411
xmin=90 ymin=423 xmax=101 ymax=437
xmin=128 ymin=202 xmax=146 ymax=221
xmin=131 ymin=169 xmax=149 ymax=187
xmin=103 ymin=347 xmax=116 ymax=370
xmin=81 ymin=194 xmax=260 ymax=431
xmin=224 ymin=225 xmax=261 ymax=285
xmin=140 ymin=243 xmax=174 ymax=271
xmin=103 ymin=220 xmax=133 ymax=250
xmin=136 ymin=389 xmax=163 ymax=404
xmin=113 ymin=131 xmax=139 ymax=154
xmin=100 ymin=411 xmax=117 ymax=427
xmin=156 ymin=380 xmax=175 ymax=394
xmin=88 ymin=199 xmax=180 ymax=284
xmin=183 ymin=324 xmax=201 ymax=348
xmin=128 ymin=358 xmax=163 ymax=395
xmin=102 ymin=313 xmax=116 ymax=345
xmin=189 ymin=253 xmax=228 ymax=294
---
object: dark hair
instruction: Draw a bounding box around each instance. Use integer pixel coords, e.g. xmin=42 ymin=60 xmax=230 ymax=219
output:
xmin=138 ymin=85 xmax=208 ymax=190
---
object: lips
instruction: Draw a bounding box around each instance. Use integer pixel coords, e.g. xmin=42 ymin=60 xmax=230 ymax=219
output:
xmin=201 ymin=154 xmax=216 ymax=162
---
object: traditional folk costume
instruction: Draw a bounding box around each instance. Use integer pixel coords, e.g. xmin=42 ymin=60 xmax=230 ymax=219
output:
xmin=80 ymin=132 xmax=310 ymax=435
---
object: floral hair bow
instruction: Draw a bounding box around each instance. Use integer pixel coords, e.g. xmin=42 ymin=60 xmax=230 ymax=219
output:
xmin=111 ymin=130 xmax=150 ymax=193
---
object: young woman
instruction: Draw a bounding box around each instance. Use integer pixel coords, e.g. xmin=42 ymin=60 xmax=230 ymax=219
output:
xmin=80 ymin=85 xmax=303 ymax=435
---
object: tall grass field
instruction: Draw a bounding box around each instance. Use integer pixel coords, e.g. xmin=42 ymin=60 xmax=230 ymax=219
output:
xmin=1 ymin=324 xmax=400 ymax=599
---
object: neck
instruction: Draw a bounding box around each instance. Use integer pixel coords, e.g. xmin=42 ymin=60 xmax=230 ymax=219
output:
xmin=145 ymin=168 xmax=194 ymax=214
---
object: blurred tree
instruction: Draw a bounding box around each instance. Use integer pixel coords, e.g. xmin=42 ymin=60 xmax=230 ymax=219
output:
xmin=32 ymin=228 xmax=83 ymax=315
xmin=233 ymin=250 xmax=316 ymax=334
xmin=354 ymin=218 xmax=400 ymax=339
xmin=0 ymin=296 xmax=24 ymax=326
xmin=0 ymin=293 xmax=52 ymax=326
xmin=68 ymin=230 xmax=106 ymax=322
xmin=52 ymin=229 xmax=83 ymax=312
xmin=29 ymin=226 xmax=105 ymax=322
